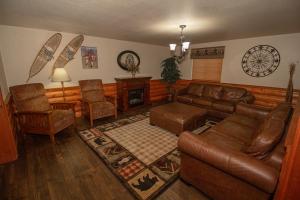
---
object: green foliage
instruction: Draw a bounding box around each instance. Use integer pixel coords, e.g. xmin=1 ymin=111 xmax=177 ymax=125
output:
xmin=160 ymin=57 xmax=181 ymax=85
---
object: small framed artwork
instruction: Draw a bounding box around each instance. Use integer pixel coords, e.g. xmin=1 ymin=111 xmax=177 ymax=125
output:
xmin=81 ymin=46 xmax=98 ymax=69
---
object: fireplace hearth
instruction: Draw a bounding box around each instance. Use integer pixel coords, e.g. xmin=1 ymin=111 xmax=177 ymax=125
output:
xmin=115 ymin=77 xmax=151 ymax=112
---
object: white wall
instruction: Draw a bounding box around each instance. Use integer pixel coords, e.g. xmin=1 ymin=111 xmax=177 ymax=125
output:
xmin=0 ymin=51 xmax=9 ymax=99
xmin=181 ymin=33 xmax=300 ymax=89
xmin=0 ymin=25 xmax=169 ymax=89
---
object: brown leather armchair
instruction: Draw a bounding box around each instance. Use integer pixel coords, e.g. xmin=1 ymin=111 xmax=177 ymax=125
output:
xmin=79 ymin=79 xmax=117 ymax=127
xmin=10 ymin=83 xmax=76 ymax=143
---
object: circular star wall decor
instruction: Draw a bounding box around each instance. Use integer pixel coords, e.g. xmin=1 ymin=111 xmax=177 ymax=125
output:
xmin=241 ymin=45 xmax=280 ymax=77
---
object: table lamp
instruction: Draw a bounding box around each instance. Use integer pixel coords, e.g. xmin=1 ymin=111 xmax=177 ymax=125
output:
xmin=51 ymin=67 xmax=71 ymax=102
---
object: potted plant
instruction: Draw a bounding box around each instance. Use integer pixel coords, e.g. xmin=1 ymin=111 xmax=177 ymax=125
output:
xmin=160 ymin=57 xmax=181 ymax=101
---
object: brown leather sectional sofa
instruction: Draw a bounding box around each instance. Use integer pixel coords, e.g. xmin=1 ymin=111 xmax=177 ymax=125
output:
xmin=178 ymin=102 xmax=292 ymax=200
xmin=175 ymin=82 xmax=255 ymax=118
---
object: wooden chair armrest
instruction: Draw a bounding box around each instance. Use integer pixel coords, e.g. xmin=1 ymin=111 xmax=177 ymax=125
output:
xmin=16 ymin=110 xmax=52 ymax=115
xmin=50 ymin=102 xmax=75 ymax=110
xmin=105 ymin=95 xmax=117 ymax=105
xmin=16 ymin=110 xmax=52 ymax=130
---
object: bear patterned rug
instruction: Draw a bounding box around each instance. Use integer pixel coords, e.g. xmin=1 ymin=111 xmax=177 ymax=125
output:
xmin=78 ymin=112 xmax=216 ymax=200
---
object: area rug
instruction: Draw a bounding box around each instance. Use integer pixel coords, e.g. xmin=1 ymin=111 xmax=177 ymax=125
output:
xmin=78 ymin=112 xmax=216 ymax=200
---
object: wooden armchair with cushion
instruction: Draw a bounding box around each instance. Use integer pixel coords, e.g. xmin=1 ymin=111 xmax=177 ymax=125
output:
xmin=10 ymin=83 xmax=76 ymax=143
xmin=79 ymin=79 xmax=117 ymax=127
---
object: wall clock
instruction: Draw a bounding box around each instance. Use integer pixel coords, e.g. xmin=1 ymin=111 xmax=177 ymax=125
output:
xmin=117 ymin=50 xmax=140 ymax=71
xmin=241 ymin=45 xmax=280 ymax=77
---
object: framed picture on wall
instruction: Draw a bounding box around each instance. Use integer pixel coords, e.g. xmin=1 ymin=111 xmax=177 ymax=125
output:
xmin=81 ymin=46 xmax=98 ymax=69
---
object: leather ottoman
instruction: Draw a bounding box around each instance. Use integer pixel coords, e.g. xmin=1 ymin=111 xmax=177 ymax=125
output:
xmin=150 ymin=102 xmax=207 ymax=135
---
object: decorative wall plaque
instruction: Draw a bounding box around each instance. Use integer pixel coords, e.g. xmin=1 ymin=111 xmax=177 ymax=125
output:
xmin=241 ymin=45 xmax=280 ymax=77
xmin=190 ymin=46 xmax=225 ymax=59
xmin=117 ymin=50 xmax=140 ymax=71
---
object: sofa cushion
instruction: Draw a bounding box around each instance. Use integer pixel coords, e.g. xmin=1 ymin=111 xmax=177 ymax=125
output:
xmin=226 ymin=114 xmax=260 ymax=129
xmin=245 ymin=117 xmax=285 ymax=159
xmin=222 ymin=87 xmax=247 ymax=101
xmin=177 ymin=94 xmax=195 ymax=104
xmin=187 ymin=83 xmax=204 ymax=97
xmin=203 ymin=85 xmax=223 ymax=99
xmin=197 ymin=129 xmax=248 ymax=151
xmin=193 ymin=97 xmax=214 ymax=107
xmin=211 ymin=120 xmax=255 ymax=145
xmin=212 ymin=100 xmax=235 ymax=113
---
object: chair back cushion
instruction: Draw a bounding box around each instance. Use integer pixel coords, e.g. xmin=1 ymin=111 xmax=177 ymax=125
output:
xmin=9 ymin=83 xmax=51 ymax=112
xmin=245 ymin=103 xmax=292 ymax=159
xmin=222 ymin=87 xmax=247 ymax=101
xmin=79 ymin=79 xmax=106 ymax=102
xmin=203 ymin=85 xmax=223 ymax=99
xmin=187 ymin=83 xmax=204 ymax=97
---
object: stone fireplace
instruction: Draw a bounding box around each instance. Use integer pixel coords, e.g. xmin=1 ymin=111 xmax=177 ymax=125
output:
xmin=115 ymin=77 xmax=152 ymax=112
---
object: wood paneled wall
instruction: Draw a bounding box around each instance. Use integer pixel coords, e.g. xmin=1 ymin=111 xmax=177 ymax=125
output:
xmin=44 ymin=79 xmax=299 ymax=117
xmin=275 ymin=98 xmax=300 ymax=200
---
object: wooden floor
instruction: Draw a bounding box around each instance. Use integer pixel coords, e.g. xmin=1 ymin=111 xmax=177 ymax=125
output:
xmin=0 ymin=106 xmax=209 ymax=200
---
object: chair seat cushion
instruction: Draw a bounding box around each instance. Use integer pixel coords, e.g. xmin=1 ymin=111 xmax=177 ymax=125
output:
xmin=192 ymin=97 xmax=214 ymax=107
xmin=91 ymin=101 xmax=115 ymax=118
xmin=51 ymin=109 xmax=75 ymax=132
xmin=212 ymin=100 xmax=235 ymax=113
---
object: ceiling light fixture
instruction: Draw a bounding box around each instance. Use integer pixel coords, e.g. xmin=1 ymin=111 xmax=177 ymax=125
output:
xmin=169 ymin=25 xmax=190 ymax=63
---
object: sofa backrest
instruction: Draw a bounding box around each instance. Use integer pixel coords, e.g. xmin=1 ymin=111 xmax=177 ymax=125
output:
xmin=187 ymin=83 xmax=204 ymax=97
xmin=186 ymin=83 xmax=249 ymax=101
xmin=222 ymin=86 xmax=247 ymax=101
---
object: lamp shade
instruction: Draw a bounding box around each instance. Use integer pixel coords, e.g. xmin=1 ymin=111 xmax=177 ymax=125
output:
xmin=51 ymin=68 xmax=71 ymax=82
xmin=169 ymin=43 xmax=176 ymax=51
xmin=182 ymin=42 xmax=190 ymax=50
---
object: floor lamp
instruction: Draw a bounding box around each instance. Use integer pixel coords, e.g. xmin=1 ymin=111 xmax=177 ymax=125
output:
xmin=51 ymin=68 xmax=71 ymax=102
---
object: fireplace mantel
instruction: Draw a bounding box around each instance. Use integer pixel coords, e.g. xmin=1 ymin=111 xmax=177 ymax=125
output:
xmin=115 ymin=77 xmax=152 ymax=112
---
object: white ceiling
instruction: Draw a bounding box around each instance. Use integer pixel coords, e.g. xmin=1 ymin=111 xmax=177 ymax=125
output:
xmin=0 ymin=0 xmax=300 ymax=46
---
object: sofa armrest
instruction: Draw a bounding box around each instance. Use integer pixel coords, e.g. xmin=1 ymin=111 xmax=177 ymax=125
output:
xmin=178 ymin=131 xmax=279 ymax=194
xmin=236 ymin=103 xmax=271 ymax=120
xmin=240 ymin=92 xmax=255 ymax=104
xmin=174 ymin=86 xmax=188 ymax=101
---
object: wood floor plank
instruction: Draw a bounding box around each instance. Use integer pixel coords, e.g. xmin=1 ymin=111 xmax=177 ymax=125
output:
xmin=1 ymin=106 xmax=209 ymax=200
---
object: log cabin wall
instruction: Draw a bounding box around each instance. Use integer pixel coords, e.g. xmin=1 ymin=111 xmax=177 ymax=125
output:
xmin=44 ymin=79 xmax=299 ymax=117
xmin=275 ymin=98 xmax=300 ymax=200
